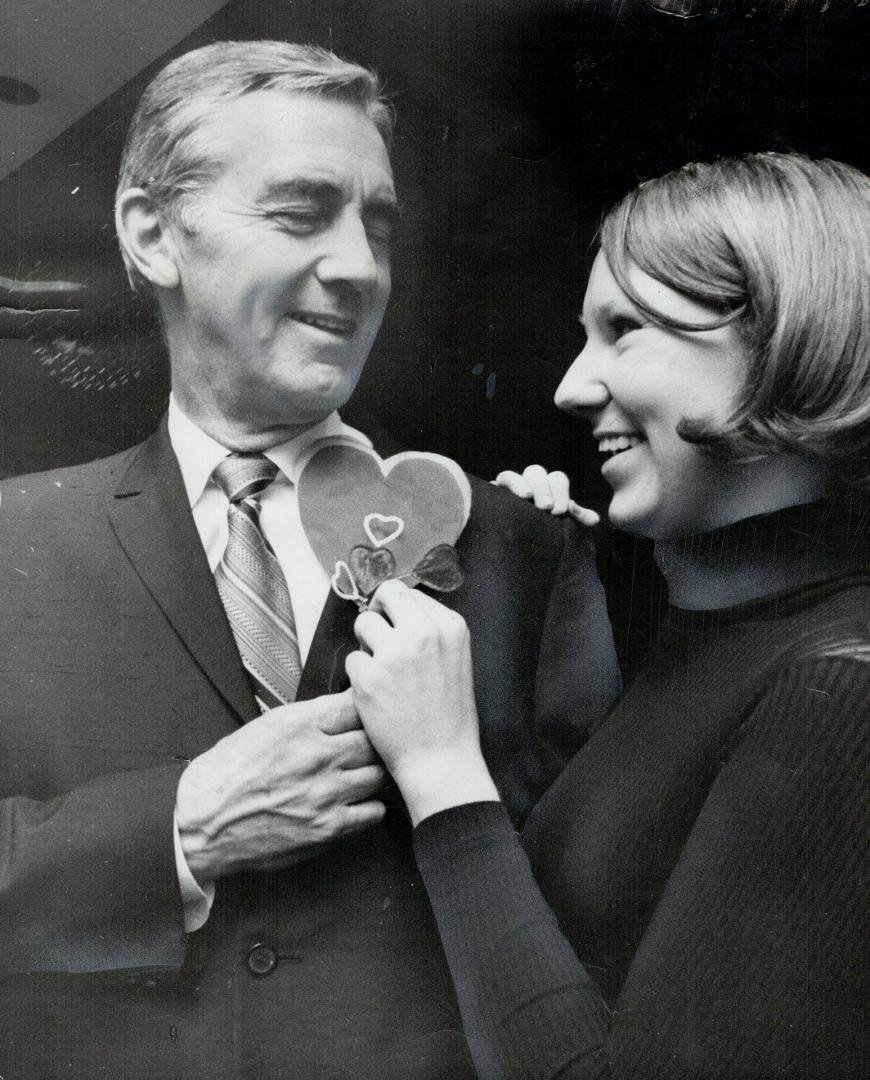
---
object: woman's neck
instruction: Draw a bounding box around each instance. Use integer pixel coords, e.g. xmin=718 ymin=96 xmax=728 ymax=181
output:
xmin=654 ymin=496 xmax=868 ymax=610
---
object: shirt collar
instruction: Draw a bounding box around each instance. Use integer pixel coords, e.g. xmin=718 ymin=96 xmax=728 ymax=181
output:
xmin=167 ymin=394 xmax=372 ymax=507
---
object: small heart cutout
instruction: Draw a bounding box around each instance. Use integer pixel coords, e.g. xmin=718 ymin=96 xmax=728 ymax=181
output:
xmin=349 ymin=545 xmax=396 ymax=596
xmin=414 ymin=544 xmax=465 ymax=593
xmin=331 ymin=561 xmax=361 ymax=602
xmin=364 ymin=513 xmax=405 ymax=548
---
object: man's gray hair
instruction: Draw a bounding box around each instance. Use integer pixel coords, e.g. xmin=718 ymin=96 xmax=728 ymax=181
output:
xmin=116 ymin=40 xmax=394 ymax=291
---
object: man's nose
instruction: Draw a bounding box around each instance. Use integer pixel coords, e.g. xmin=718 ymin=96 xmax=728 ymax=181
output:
xmin=316 ymin=212 xmax=380 ymax=288
xmin=553 ymin=344 xmax=610 ymax=419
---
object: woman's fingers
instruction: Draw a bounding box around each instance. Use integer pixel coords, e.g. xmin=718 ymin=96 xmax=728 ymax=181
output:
xmin=539 ymin=469 xmax=570 ymax=514
xmin=494 ymin=465 xmax=599 ymax=525
xmin=493 ymin=469 xmax=531 ymax=498
xmin=353 ymin=609 xmax=395 ymax=652
xmin=568 ymin=500 xmax=601 ymax=527
xmin=353 ymin=582 xmax=445 ymax=658
xmin=493 ymin=464 xmax=559 ymax=508
xmin=520 ymin=464 xmax=555 ymax=509
xmin=367 ymin=578 xmax=437 ymax=624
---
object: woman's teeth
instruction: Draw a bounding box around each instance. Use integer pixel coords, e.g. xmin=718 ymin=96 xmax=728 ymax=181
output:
xmin=598 ymin=434 xmax=644 ymax=457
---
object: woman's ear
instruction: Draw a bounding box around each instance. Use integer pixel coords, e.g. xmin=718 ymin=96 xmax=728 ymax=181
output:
xmin=115 ymin=188 xmax=180 ymax=290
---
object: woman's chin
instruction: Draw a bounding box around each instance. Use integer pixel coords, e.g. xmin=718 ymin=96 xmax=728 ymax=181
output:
xmin=605 ymin=498 xmax=658 ymax=539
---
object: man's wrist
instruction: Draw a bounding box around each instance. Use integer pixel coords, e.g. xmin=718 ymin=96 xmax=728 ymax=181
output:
xmin=175 ymin=763 xmax=218 ymax=883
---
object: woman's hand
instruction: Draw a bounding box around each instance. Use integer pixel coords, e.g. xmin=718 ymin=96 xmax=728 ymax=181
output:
xmin=345 ymin=579 xmax=500 ymax=826
xmin=493 ymin=464 xmax=600 ymax=526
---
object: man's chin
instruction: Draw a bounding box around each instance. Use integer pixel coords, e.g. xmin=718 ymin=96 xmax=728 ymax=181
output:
xmin=289 ymin=385 xmax=356 ymax=422
xmin=263 ymin=384 xmax=358 ymax=433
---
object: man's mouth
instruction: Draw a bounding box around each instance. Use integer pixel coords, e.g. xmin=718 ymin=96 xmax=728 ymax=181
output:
xmin=290 ymin=310 xmax=357 ymax=338
xmin=597 ymin=433 xmax=645 ymax=459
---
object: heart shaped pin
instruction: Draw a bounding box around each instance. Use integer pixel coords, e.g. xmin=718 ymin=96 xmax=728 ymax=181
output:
xmin=414 ymin=544 xmax=464 ymax=593
xmin=331 ymin=561 xmax=361 ymax=603
xmin=297 ymin=439 xmax=472 ymax=585
xmin=364 ymin=513 xmax=404 ymax=548
xmin=348 ymin=545 xmax=396 ymax=596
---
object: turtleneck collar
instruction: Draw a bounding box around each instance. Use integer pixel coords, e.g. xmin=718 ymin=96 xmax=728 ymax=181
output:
xmin=654 ymin=491 xmax=870 ymax=612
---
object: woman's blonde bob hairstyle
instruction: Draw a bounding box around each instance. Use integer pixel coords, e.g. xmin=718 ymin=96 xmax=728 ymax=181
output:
xmin=599 ymin=153 xmax=870 ymax=487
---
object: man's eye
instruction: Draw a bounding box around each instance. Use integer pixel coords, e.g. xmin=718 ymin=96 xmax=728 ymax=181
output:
xmin=365 ymin=217 xmax=395 ymax=247
xmin=268 ymin=208 xmax=324 ymax=232
xmin=366 ymin=225 xmax=392 ymax=248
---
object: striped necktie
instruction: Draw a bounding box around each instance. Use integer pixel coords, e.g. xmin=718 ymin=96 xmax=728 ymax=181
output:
xmin=212 ymin=453 xmax=302 ymax=712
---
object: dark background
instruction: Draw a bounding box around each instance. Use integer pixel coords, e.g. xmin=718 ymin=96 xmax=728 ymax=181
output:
xmin=1 ymin=0 xmax=867 ymax=661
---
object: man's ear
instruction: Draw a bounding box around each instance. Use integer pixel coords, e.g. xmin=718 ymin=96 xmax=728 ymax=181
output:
xmin=115 ymin=188 xmax=181 ymax=289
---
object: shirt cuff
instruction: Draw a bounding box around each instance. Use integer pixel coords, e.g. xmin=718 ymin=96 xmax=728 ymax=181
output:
xmin=173 ymin=810 xmax=215 ymax=933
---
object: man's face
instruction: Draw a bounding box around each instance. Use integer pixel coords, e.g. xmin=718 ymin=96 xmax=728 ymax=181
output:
xmin=164 ymin=90 xmax=396 ymax=441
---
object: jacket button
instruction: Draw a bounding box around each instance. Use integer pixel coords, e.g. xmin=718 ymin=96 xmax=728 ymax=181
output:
xmin=246 ymin=943 xmax=278 ymax=977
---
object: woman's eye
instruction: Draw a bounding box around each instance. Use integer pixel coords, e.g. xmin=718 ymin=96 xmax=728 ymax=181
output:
xmin=611 ymin=317 xmax=644 ymax=341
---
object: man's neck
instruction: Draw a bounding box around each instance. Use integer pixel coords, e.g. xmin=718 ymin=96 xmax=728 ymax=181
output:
xmin=654 ymin=497 xmax=865 ymax=610
xmin=172 ymin=390 xmax=326 ymax=452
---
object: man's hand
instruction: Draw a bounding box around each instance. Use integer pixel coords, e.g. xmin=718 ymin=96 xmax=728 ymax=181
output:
xmin=176 ymin=690 xmax=386 ymax=882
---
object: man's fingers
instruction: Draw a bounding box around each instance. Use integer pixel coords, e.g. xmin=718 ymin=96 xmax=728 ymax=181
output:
xmin=333 ymin=728 xmax=380 ymax=768
xmin=340 ymin=763 xmax=388 ymax=801
xmin=339 ymin=799 xmax=387 ymax=835
xmin=317 ymin=690 xmax=363 ymax=735
xmin=492 ymin=470 xmax=532 ymax=499
xmin=545 ymin=471 xmax=571 ymax=514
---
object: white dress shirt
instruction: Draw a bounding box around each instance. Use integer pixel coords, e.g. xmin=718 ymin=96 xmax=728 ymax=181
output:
xmin=167 ymin=396 xmax=373 ymax=931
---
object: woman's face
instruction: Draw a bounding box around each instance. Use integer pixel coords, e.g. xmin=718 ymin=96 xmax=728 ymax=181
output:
xmin=555 ymin=252 xmax=750 ymax=540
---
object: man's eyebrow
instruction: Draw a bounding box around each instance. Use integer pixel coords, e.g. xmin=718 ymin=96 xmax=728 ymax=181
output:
xmin=256 ymin=178 xmax=342 ymax=205
xmin=255 ymin=177 xmax=401 ymax=219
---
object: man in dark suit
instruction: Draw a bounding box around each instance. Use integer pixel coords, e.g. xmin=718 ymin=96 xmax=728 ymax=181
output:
xmin=0 ymin=41 xmax=619 ymax=1079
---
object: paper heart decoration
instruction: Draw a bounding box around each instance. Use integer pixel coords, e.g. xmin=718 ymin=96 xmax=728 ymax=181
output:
xmin=364 ymin=513 xmax=404 ymax=548
xmin=330 ymin=561 xmax=359 ymax=602
xmin=348 ymin=545 xmax=396 ymax=595
xmin=413 ymin=543 xmax=464 ymax=593
xmin=297 ymin=438 xmax=471 ymax=591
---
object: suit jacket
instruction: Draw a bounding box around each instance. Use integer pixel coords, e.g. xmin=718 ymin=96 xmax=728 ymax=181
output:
xmin=0 ymin=417 xmax=619 ymax=1079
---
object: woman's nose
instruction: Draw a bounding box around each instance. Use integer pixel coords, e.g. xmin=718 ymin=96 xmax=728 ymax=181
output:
xmin=554 ymin=347 xmax=610 ymax=419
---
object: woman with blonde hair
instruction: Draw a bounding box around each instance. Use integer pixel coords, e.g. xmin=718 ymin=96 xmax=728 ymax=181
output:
xmin=347 ymin=153 xmax=869 ymax=1078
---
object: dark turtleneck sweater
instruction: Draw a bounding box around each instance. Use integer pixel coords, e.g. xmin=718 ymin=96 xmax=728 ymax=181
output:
xmin=414 ymin=500 xmax=869 ymax=1079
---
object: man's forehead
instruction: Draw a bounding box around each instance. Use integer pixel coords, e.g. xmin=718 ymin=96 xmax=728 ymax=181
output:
xmin=205 ymin=89 xmax=392 ymax=171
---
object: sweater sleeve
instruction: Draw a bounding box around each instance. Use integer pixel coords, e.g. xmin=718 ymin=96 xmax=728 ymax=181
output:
xmin=414 ymin=656 xmax=868 ymax=1080
xmin=415 ymin=801 xmax=612 ymax=1080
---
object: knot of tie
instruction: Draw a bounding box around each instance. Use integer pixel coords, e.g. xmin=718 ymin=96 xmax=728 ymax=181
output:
xmin=213 ymin=453 xmax=279 ymax=504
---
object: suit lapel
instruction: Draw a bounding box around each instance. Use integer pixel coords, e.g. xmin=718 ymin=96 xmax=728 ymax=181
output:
xmin=295 ymin=587 xmax=357 ymax=701
xmin=108 ymin=418 xmax=256 ymax=721
xmin=107 ymin=412 xmax=432 ymax=710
